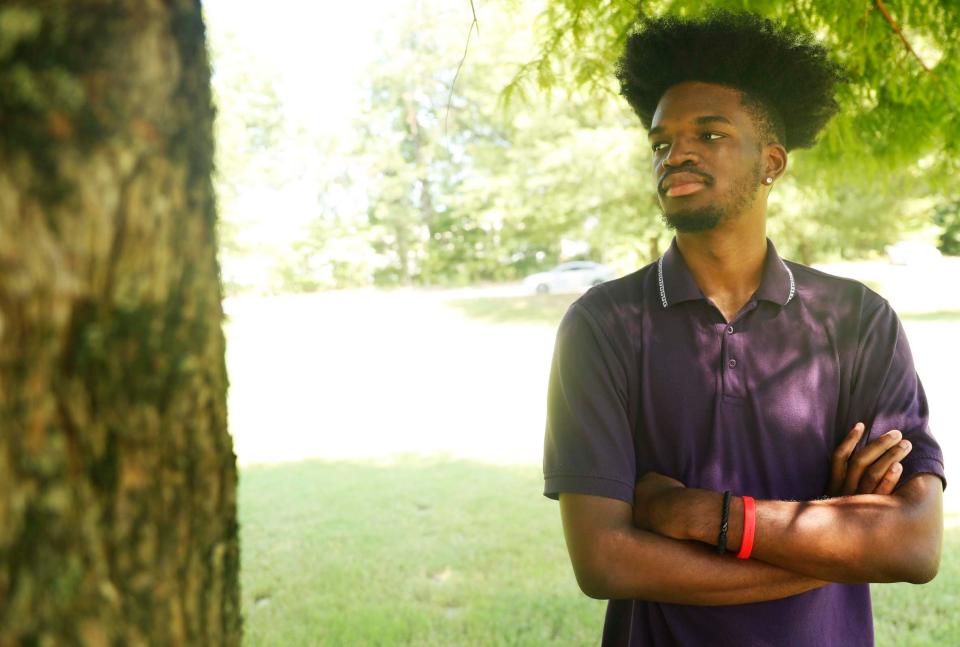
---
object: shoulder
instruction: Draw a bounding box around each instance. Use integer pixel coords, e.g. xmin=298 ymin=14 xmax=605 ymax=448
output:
xmin=569 ymin=262 xmax=654 ymax=328
xmin=787 ymin=261 xmax=881 ymax=302
xmin=786 ymin=260 xmax=892 ymax=323
xmin=555 ymin=262 xmax=654 ymax=358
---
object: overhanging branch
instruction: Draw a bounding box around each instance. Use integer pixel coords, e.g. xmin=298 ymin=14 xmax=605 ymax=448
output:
xmin=445 ymin=0 xmax=479 ymax=133
xmin=874 ymin=0 xmax=931 ymax=72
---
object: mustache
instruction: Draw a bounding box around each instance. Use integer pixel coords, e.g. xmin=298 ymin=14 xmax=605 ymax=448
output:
xmin=658 ymin=168 xmax=715 ymax=194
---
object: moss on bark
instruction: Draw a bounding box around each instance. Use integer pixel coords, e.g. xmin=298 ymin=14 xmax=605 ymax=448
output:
xmin=0 ymin=1 xmax=240 ymax=644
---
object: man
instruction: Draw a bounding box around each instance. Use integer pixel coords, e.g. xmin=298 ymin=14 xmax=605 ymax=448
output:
xmin=542 ymin=11 xmax=946 ymax=647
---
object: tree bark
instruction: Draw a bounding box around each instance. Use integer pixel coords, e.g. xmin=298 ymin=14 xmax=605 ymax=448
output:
xmin=0 ymin=1 xmax=240 ymax=644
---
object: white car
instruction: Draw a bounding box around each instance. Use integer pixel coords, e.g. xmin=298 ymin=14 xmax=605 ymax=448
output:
xmin=523 ymin=261 xmax=617 ymax=294
xmin=885 ymin=240 xmax=942 ymax=266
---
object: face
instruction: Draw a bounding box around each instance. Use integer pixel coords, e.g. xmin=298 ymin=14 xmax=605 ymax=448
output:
xmin=648 ymin=81 xmax=767 ymax=233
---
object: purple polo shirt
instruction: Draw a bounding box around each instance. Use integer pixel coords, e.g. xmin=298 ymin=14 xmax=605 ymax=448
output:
xmin=543 ymin=238 xmax=945 ymax=647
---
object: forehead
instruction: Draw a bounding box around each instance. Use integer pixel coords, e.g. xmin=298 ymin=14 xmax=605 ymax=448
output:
xmin=650 ymin=81 xmax=752 ymax=131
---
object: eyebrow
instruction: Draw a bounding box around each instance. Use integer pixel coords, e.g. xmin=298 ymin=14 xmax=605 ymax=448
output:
xmin=647 ymin=115 xmax=734 ymax=137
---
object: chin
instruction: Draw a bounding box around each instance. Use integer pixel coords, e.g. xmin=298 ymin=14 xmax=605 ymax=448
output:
xmin=662 ymin=208 xmax=723 ymax=233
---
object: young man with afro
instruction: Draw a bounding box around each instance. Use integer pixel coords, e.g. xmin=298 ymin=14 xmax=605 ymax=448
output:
xmin=542 ymin=11 xmax=945 ymax=646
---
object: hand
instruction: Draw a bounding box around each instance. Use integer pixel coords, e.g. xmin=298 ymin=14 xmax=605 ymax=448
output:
xmin=828 ymin=422 xmax=912 ymax=496
xmin=633 ymin=471 xmax=686 ymax=533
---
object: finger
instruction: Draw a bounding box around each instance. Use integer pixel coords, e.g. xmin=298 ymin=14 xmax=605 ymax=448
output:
xmin=873 ymin=462 xmax=903 ymax=495
xmin=856 ymin=439 xmax=912 ymax=494
xmin=829 ymin=422 xmax=865 ymax=495
xmin=842 ymin=429 xmax=902 ymax=495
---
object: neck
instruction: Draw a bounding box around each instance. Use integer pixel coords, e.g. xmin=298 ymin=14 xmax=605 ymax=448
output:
xmin=674 ymin=220 xmax=767 ymax=306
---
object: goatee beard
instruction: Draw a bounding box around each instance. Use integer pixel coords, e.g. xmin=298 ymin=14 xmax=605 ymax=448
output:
xmin=661 ymin=206 xmax=724 ymax=233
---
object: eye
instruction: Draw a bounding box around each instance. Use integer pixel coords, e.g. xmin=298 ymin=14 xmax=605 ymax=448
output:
xmin=701 ymin=132 xmax=725 ymax=141
xmin=651 ymin=141 xmax=668 ymax=153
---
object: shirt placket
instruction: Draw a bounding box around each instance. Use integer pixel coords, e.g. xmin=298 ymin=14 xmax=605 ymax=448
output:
xmin=720 ymin=302 xmax=756 ymax=398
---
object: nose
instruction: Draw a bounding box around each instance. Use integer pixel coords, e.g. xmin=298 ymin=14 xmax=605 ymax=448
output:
xmin=662 ymin=143 xmax=701 ymax=169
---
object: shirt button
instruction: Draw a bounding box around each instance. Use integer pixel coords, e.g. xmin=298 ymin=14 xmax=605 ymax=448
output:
xmin=728 ymin=359 xmax=737 ymax=369
xmin=726 ymin=325 xmax=734 ymax=335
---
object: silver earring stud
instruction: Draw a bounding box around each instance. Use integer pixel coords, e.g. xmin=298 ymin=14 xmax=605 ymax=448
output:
xmin=764 ymin=177 xmax=774 ymax=185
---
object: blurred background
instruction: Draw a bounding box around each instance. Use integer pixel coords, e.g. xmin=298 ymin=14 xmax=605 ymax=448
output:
xmin=202 ymin=0 xmax=960 ymax=644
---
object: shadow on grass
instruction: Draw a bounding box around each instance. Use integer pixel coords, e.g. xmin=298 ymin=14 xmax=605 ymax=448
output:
xmin=239 ymin=456 xmax=606 ymax=645
xmin=239 ymin=456 xmax=960 ymax=646
xmin=445 ymin=293 xmax=580 ymax=326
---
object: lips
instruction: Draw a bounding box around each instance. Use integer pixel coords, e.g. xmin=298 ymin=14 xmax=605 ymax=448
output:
xmin=660 ymin=171 xmax=712 ymax=198
xmin=665 ymin=182 xmax=706 ymax=197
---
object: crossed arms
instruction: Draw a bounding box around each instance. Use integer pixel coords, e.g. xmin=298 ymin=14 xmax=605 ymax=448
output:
xmin=560 ymin=423 xmax=944 ymax=605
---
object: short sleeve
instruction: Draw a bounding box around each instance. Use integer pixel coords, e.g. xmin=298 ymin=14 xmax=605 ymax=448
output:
xmin=851 ymin=298 xmax=946 ymax=490
xmin=543 ymin=303 xmax=636 ymax=503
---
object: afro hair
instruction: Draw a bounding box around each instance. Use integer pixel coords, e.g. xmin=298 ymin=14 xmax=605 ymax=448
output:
xmin=615 ymin=10 xmax=848 ymax=151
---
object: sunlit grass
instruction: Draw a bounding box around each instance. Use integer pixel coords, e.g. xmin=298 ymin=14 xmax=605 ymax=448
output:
xmin=444 ymin=293 xmax=579 ymax=327
xmin=444 ymin=291 xmax=960 ymax=329
xmin=900 ymin=310 xmax=960 ymax=322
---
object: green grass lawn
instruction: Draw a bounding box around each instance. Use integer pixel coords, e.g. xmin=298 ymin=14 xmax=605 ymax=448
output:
xmin=239 ymin=458 xmax=959 ymax=646
xmin=445 ymin=292 xmax=960 ymax=329
xmin=444 ymin=293 xmax=579 ymax=326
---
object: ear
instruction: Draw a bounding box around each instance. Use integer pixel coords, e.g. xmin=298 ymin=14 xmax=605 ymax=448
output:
xmin=763 ymin=143 xmax=788 ymax=182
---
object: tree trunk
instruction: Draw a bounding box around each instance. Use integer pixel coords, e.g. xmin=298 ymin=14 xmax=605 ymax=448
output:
xmin=0 ymin=1 xmax=240 ymax=644
xmin=649 ymin=234 xmax=661 ymax=262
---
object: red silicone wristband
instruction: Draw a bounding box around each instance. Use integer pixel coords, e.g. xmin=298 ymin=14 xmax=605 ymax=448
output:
xmin=736 ymin=496 xmax=756 ymax=560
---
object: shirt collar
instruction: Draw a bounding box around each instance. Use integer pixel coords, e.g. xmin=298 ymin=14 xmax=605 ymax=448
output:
xmin=657 ymin=237 xmax=796 ymax=309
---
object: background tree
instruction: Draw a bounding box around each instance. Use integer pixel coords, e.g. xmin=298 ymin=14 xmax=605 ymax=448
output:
xmin=347 ymin=0 xmax=672 ymax=285
xmin=210 ymin=29 xmax=285 ymax=294
xmin=933 ymin=198 xmax=960 ymax=255
xmin=0 ymin=1 xmax=240 ymax=643
xmin=206 ymin=0 xmax=960 ymax=295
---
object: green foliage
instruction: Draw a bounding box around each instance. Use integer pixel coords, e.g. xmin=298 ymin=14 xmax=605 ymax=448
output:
xmin=211 ymin=0 xmax=960 ymax=292
xmin=352 ymin=0 xmax=960 ymax=285
xmin=352 ymin=1 xmax=512 ymax=285
xmin=270 ymin=215 xmax=377 ymax=292
xmin=933 ymin=199 xmax=960 ymax=254
xmin=208 ymin=24 xmax=378 ymax=294
xmin=208 ymin=31 xmax=286 ymax=293
xmin=346 ymin=0 xmax=677 ymax=286
xmin=509 ymin=0 xmax=960 ymax=262
xmin=516 ymin=0 xmax=960 ymax=173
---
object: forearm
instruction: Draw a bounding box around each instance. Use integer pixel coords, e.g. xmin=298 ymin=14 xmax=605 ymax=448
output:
xmin=560 ymin=494 xmax=827 ymax=605
xmin=587 ymin=527 xmax=826 ymax=605
xmin=666 ymin=476 xmax=943 ymax=584
xmin=752 ymin=495 xmax=939 ymax=583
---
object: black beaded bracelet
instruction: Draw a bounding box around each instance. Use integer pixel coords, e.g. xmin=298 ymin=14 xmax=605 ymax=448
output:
xmin=716 ymin=490 xmax=732 ymax=555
